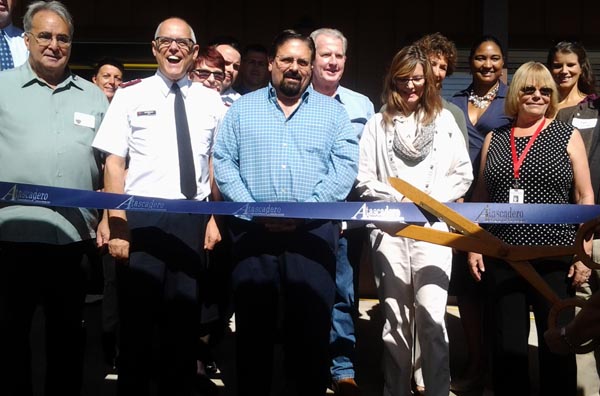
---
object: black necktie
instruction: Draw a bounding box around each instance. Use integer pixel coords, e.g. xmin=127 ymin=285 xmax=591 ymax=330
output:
xmin=172 ymin=83 xmax=197 ymax=199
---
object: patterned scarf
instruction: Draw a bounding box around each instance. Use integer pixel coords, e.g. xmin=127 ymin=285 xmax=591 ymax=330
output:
xmin=392 ymin=116 xmax=435 ymax=164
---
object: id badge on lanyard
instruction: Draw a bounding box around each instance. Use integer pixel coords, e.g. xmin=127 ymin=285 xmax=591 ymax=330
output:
xmin=509 ymin=180 xmax=524 ymax=203
xmin=509 ymin=118 xmax=546 ymax=204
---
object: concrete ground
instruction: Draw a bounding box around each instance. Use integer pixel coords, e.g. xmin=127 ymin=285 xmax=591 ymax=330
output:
xmin=28 ymin=297 xmax=545 ymax=396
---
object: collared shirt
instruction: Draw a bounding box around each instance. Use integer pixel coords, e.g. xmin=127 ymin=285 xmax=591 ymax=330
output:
xmin=1 ymin=23 xmax=28 ymax=68
xmin=355 ymin=110 xmax=473 ymax=203
xmin=0 ymin=61 xmax=109 ymax=244
xmin=451 ymin=81 xmax=512 ymax=165
xmin=556 ymin=94 xmax=599 ymax=154
xmin=93 ymin=71 xmax=225 ymax=201
xmin=220 ymin=86 xmax=241 ymax=107
xmin=332 ymin=85 xmax=375 ymax=140
xmin=556 ymin=95 xmax=600 ymax=202
xmin=213 ymin=84 xmax=359 ymax=203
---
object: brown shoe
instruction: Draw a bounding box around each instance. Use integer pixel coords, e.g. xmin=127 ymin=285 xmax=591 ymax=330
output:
xmin=332 ymin=378 xmax=360 ymax=396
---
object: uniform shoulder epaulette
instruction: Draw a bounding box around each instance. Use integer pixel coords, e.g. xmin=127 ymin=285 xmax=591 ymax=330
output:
xmin=119 ymin=78 xmax=142 ymax=88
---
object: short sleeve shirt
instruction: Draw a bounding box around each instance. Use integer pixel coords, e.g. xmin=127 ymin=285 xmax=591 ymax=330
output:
xmin=0 ymin=62 xmax=109 ymax=244
xmin=92 ymin=72 xmax=225 ymax=200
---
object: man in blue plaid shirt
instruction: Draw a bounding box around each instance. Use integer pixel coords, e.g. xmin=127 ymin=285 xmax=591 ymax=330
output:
xmin=214 ymin=29 xmax=359 ymax=396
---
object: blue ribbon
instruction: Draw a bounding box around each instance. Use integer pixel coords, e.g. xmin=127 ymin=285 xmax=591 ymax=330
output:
xmin=1 ymin=181 xmax=599 ymax=224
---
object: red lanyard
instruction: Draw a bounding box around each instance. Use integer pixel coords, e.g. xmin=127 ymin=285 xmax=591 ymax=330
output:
xmin=510 ymin=118 xmax=546 ymax=180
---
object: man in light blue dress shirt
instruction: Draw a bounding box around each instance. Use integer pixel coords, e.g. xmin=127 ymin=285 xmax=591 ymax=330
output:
xmin=214 ymin=29 xmax=359 ymax=396
xmin=310 ymin=27 xmax=374 ymax=396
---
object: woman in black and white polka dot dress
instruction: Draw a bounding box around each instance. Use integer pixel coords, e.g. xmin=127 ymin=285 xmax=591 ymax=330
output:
xmin=467 ymin=61 xmax=594 ymax=396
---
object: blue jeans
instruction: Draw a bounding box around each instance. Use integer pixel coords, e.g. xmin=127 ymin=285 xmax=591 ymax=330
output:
xmin=330 ymin=235 xmax=356 ymax=381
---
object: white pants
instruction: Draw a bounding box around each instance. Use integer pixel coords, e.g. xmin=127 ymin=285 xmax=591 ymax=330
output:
xmin=370 ymin=223 xmax=451 ymax=396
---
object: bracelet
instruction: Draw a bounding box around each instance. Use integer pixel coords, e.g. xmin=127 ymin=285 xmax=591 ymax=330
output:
xmin=560 ymin=326 xmax=577 ymax=351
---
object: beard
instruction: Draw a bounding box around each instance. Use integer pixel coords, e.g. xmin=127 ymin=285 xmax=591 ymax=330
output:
xmin=278 ymin=72 xmax=305 ymax=97
xmin=279 ymin=79 xmax=301 ymax=97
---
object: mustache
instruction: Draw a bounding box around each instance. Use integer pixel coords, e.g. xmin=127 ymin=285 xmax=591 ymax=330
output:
xmin=283 ymin=71 xmax=301 ymax=79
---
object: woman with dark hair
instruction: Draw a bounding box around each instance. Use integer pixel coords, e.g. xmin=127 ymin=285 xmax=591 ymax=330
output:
xmin=468 ymin=61 xmax=593 ymax=396
xmin=549 ymin=40 xmax=599 ymax=158
xmin=549 ymin=39 xmax=600 ymax=395
xmin=449 ymin=35 xmax=512 ymax=392
xmin=356 ymin=45 xmax=472 ymax=396
xmin=547 ymin=40 xmax=597 ymax=111
xmin=452 ymin=35 xmax=513 ymax=170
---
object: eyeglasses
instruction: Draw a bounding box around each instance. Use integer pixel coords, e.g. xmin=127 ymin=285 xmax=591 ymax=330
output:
xmin=521 ymin=86 xmax=553 ymax=97
xmin=275 ymin=55 xmax=311 ymax=70
xmin=395 ymin=76 xmax=426 ymax=87
xmin=154 ymin=36 xmax=195 ymax=51
xmin=27 ymin=31 xmax=72 ymax=49
xmin=192 ymin=69 xmax=225 ymax=82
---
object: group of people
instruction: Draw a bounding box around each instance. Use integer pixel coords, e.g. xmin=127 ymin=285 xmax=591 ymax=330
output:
xmin=1 ymin=1 xmax=600 ymax=396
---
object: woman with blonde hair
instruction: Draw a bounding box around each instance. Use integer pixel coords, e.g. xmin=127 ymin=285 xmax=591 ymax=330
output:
xmin=468 ymin=61 xmax=594 ymax=396
xmin=355 ymin=45 xmax=472 ymax=396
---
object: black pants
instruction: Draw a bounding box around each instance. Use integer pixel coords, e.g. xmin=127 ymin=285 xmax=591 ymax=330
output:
xmin=116 ymin=212 xmax=207 ymax=396
xmin=0 ymin=240 xmax=90 ymax=396
xmin=228 ymin=218 xmax=338 ymax=396
xmin=485 ymin=255 xmax=576 ymax=396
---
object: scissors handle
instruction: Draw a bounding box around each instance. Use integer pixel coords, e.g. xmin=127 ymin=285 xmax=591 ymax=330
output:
xmin=574 ymin=217 xmax=600 ymax=270
xmin=548 ymin=297 xmax=599 ymax=354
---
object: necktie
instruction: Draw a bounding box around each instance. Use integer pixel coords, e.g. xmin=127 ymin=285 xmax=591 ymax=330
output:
xmin=172 ymin=83 xmax=197 ymax=199
xmin=0 ymin=30 xmax=14 ymax=71
xmin=0 ymin=29 xmax=15 ymax=70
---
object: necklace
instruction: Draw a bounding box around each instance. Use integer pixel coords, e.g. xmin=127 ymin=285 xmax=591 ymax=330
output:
xmin=468 ymin=82 xmax=499 ymax=109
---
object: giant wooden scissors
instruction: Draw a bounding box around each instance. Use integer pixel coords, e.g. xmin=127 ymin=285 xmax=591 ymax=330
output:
xmin=388 ymin=177 xmax=600 ymax=353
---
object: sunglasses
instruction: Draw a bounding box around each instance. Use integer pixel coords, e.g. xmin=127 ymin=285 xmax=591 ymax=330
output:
xmin=521 ymin=86 xmax=553 ymax=97
xmin=192 ymin=69 xmax=225 ymax=82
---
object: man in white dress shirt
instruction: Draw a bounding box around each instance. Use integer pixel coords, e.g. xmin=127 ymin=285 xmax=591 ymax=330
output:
xmin=92 ymin=17 xmax=224 ymax=395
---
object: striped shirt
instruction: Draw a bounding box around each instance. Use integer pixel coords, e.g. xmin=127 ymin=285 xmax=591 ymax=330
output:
xmin=214 ymin=84 xmax=359 ymax=203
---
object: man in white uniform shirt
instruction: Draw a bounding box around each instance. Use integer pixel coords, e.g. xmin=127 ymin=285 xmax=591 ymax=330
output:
xmin=92 ymin=17 xmax=224 ymax=395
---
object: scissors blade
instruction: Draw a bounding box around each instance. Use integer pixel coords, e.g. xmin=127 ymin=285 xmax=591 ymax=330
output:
xmin=395 ymin=225 xmax=509 ymax=258
xmin=507 ymin=245 xmax=576 ymax=261
xmin=388 ymin=177 xmax=501 ymax=242
xmin=506 ymin=260 xmax=561 ymax=305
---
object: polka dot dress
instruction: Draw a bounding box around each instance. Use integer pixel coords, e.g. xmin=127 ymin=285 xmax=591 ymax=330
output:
xmin=483 ymin=119 xmax=577 ymax=246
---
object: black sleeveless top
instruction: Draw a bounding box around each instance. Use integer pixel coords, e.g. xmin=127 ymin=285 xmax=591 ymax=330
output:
xmin=483 ymin=119 xmax=577 ymax=246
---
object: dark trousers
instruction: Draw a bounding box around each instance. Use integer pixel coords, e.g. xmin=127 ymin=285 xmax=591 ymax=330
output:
xmin=485 ymin=255 xmax=576 ymax=396
xmin=0 ymin=241 xmax=89 ymax=396
xmin=229 ymin=218 xmax=338 ymax=396
xmin=116 ymin=212 xmax=207 ymax=396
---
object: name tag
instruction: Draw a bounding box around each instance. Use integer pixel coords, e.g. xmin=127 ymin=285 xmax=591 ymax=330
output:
xmin=572 ymin=117 xmax=598 ymax=130
xmin=137 ymin=110 xmax=156 ymax=117
xmin=509 ymin=188 xmax=524 ymax=204
xmin=74 ymin=112 xmax=96 ymax=129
